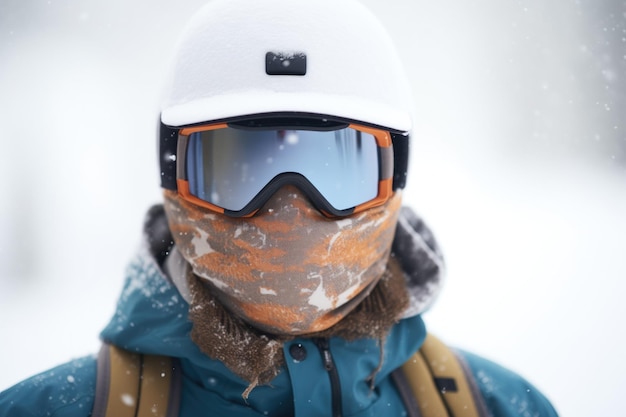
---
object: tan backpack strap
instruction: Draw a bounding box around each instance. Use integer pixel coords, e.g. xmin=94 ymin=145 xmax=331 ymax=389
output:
xmin=93 ymin=344 xmax=141 ymax=417
xmin=136 ymin=352 xmax=181 ymax=417
xmin=92 ymin=344 xmax=182 ymax=417
xmin=418 ymin=334 xmax=487 ymax=417
xmin=399 ymin=347 xmax=450 ymax=417
xmin=394 ymin=334 xmax=490 ymax=417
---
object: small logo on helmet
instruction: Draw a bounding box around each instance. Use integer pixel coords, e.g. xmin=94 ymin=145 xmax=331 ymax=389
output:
xmin=266 ymin=52 xmax=307 ymax=76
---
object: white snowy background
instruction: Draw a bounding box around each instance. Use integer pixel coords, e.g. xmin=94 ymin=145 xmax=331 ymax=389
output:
xmin=1 ymin=1 xmax=625 ymax=416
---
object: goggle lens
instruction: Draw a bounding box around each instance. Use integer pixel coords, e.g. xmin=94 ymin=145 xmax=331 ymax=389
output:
xmin=186 ymin=126 xmax=379 ymax=211
xmin=174 ymin=121 xmax=396 ymax=217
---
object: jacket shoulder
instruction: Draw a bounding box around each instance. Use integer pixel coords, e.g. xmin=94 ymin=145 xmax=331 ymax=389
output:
xmin=457 ymin=350 xmax=559 ymax=417
xmin=0 ymin=355 xmax=97 ymax=417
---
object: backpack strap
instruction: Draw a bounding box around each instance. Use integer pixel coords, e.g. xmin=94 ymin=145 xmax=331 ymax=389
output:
xmin=92 ymin=344 xmax=182 ymax=417
xmin=392 ymin=334 xmax=489 ymax=417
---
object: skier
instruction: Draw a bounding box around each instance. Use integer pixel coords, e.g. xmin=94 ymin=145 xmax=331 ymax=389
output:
xmin=0 ymin=0 xmax=558 ymax=416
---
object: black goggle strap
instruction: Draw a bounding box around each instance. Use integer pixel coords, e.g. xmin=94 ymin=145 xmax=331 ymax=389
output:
xmin=391 ymin=131 xmax=409 ymax=190
xmin=160 ymin=122 xmax=179 ymax=191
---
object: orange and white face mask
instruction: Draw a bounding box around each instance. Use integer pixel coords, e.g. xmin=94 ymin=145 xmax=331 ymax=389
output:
xmin=163 ymin=186 xmax=402 ymax=335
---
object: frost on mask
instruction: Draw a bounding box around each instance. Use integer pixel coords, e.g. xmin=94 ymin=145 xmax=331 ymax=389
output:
xmin=163 ymin=186 xmax=402 ymax=335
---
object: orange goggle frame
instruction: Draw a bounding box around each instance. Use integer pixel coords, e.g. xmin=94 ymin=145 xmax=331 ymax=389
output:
xmin=159 ymin=114 xmax=409 ymax=218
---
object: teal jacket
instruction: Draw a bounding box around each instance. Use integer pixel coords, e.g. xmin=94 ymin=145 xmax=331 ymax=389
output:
xmin=0 ymin=206 xmax=558 ymax=417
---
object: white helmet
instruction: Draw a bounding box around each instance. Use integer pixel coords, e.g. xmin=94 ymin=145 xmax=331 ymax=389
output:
xmin=160 ymin=0 xmax=414 ymax=132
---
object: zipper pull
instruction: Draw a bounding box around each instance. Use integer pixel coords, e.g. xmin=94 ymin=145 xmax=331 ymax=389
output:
xmin=314 ymin=338 xmax=343 ymax=417
xmin=315 ymin=338 xmax=335 ymax=371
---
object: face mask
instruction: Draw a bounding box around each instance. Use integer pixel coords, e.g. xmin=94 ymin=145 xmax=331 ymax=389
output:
xmin=163 ymin=186 xmax=401 ymax=335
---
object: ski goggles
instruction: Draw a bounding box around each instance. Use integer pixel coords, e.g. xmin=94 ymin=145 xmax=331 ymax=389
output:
xmin=159 ymin=114 xmax=409 ymax=217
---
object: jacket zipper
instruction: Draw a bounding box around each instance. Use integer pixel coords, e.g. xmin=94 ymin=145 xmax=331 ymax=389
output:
xmin=315 ymin=338 xmax=343 ymax=417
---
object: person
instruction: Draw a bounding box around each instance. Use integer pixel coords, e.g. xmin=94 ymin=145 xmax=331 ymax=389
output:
xmin=0 ymin=0 xmax=559 ymax=416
